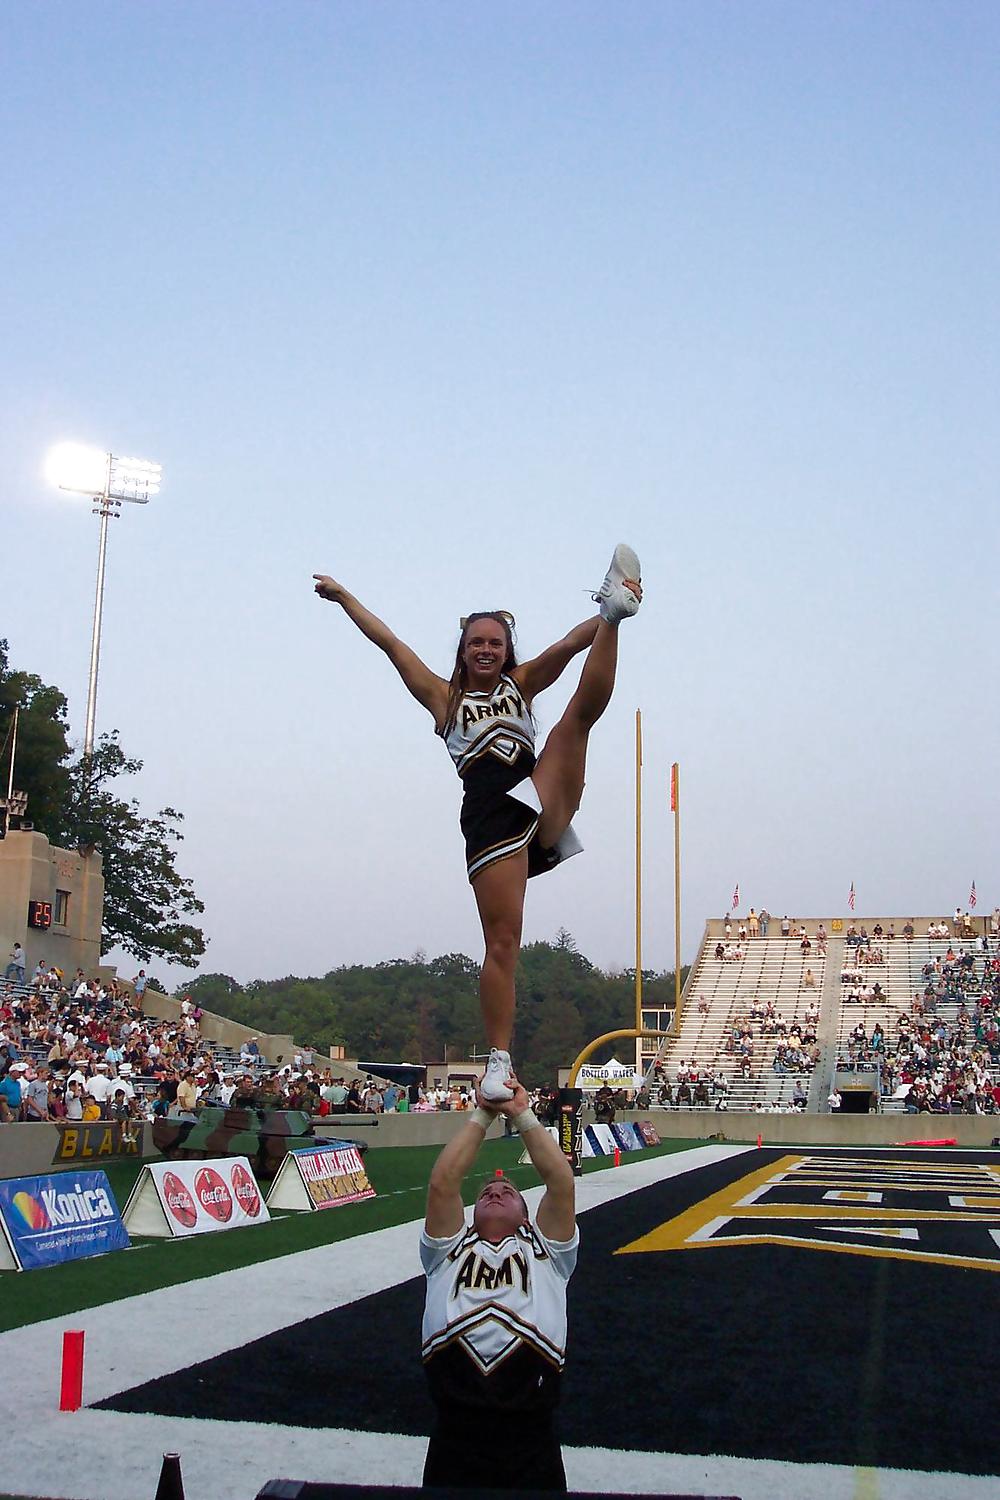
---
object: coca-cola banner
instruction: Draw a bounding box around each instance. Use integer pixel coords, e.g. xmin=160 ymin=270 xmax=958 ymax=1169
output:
xmin=122 ymin=1157 xmax=270 ymax=1238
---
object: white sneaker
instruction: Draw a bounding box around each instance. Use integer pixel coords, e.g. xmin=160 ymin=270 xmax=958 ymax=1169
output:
xmin=481 ymin=1047 xmax=514 ymax=1102
xmin=594 ymin=543 xmax=642 ymax=625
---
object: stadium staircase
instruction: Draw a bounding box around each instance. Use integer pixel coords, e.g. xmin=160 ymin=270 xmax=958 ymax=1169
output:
xmin=651 ymin=932 xmax=827 ymax=1113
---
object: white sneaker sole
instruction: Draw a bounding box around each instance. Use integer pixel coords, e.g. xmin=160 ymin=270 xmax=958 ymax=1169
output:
xmin=597 ymin=543 xmax=642 ymax=625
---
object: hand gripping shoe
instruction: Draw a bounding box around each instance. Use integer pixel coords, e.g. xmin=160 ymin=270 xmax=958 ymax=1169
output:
xmin=480 ymin=1047 xmax=515 ymax=1103
xmin=594 ymin=543 xmax=642 ymax=625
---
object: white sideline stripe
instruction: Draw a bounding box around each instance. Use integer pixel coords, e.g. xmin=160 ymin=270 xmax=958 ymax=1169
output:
xmin=0 ymin=1144 xmax=749 ymax=1500
xmin=4 ymin=1413 xmax=997 ymax=1500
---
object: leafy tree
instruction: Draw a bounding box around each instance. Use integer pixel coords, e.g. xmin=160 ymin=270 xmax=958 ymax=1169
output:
xmin=0 ymin=640 xmax=72 ymax=834
xmin=1 ymin=642 xmax=207 ymax=968
xmin=199 ymin=940 xmax=687 ymax=1085
xmin=54 ymin=733 xmax=206 ymax=967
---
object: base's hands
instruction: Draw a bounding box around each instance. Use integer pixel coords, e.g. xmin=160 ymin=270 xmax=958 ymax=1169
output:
xmin=313 ymin=574 xmax=345 ymax=602
xmin=496 ymin=1076 xmax=531 ymax=1118
xmin=475 ymin=1082 xmax=501 ymax=1114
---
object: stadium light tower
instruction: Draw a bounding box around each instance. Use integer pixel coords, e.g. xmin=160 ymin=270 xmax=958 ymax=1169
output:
xmin=44 ymin=442 xmax=162 ymax=761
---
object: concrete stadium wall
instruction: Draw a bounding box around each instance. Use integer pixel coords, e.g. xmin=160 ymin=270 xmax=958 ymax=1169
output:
xmin=1 ymin=1109 xmax=995 ymax=1185
xmin=623 ymin=1109 xmax=1000 ymax=1148
xmin=0 ymin=830 xmax=104 ymax=976
xmin=703 ymin=913 xmax=992 ymax=940
xmin=0 ymin=1122 xmax=157 ymax=1179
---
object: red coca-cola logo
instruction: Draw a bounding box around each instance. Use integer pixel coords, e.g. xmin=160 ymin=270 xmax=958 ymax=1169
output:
xmin=194 ymin=1166 xmax=233 ymax=1222
xmin=231 ymin=1162 xmax=261 ymax=1218
xmin=162 ymin=1171 xmax=197 ymax=1229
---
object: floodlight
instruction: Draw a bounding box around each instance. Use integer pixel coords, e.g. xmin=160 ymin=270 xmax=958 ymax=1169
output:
xmin=44 ymin=442 xmax=109 ymax=496
xmin=44 ymin=438 xmax=163 ymax=760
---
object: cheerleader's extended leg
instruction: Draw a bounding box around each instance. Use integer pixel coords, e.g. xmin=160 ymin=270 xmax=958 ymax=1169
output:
xmin=532 ymin=616 xmax=623 ymax=850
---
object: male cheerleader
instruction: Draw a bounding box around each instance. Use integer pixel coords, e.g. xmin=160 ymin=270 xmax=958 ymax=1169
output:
xmin=420 ymin=1075 xmax=577 ymax=1490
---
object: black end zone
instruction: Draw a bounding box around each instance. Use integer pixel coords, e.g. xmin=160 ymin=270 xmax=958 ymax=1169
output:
xmin=101 ymin=1148 xmax=1000 ymax=1479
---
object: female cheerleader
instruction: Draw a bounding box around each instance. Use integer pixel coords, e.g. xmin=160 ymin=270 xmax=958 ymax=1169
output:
xmin=313 ymin=545 xmax=642 ymax=1100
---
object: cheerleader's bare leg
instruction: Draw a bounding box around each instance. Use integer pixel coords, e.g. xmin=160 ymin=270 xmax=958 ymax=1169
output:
xmin=472 ymin=849 xmax=529 ymax=1052
xmin=532 ymin=617 xmax=624 ymax=849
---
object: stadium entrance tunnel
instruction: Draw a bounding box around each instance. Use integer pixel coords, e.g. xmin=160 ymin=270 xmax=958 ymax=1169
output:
xmin=837 ymin=1083 xmax=877 ymax=1112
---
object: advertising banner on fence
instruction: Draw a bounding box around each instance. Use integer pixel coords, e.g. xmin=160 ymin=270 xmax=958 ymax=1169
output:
xmin=266 ymin=1142 xmax=376 ymax=1211
xmin=583 ymin=1122 xmax=659 ymax=1159
xmin=0 ymin=1170 xmax=129 ymax=1272
xmin=122 ymin=1157 xmax=270 ymax=1238
xmin=577 ymin=1058 xmax=641 ymax=1090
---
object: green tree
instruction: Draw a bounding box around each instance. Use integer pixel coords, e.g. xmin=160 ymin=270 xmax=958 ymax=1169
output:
xmin=54 ymin=733 xmax=206 ymax=967
xmin=0 ymin=640 xmax=72 ymax=833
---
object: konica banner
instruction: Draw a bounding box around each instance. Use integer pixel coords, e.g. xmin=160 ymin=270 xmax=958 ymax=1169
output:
xmin=122 ymin=1157 xmax=270 ymax=1238
xmin=0 ymin=1171 xmax=130 ymax=1272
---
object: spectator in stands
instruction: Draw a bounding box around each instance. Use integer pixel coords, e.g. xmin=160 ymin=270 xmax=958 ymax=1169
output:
xmin=803 ymin=968 xmax=816 ymax=988
xmin=23 ymin=1066 xmax=52 ymax=1121
xmin=364 ymin=1080 xmax=385 ymax=1112
xmin=0 ymin=1064 xmax=25 ymax=1120
xmin=748 ymin=909 xmax=759 ymax=938
xmin=698 ymin=994 xmax=709 ymax=1014
xmin=781 ymin=915 xmax=791 ymax=937
xmin=828 ymin=1088 xmax=841 ymax=1111
xmin=792 ymin=1080 xmax=808 ymax=1109
xmin=175 ymin=1070 xmax=199 ymax=1114
xmin=658 ymin=1081 xmax=674 ymax=1106
xmin=86 ymin=1062 xmax=114 ymax=1117
xmin=759 ymin=908 xmax=770 ymax=936
xmin=4 ymin=943 xmax=25 ymax=985
xmin=714 ymin=942 xmax=725 ymax=960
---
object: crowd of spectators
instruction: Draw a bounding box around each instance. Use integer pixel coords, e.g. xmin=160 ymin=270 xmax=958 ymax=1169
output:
xmin=0 ymin=963 xmax=213 ymax=1124
xmin=0 ymin=960 xmax=569 ymax=1124
xmin=836 ymin=940 xmax=1000 ymax=1113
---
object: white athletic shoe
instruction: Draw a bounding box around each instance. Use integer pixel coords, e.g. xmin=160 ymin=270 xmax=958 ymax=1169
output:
xmin=481 ymin=1047 xmax=514 ymax=1103
xmin=594 ymin=543 xmax=642 ymax=625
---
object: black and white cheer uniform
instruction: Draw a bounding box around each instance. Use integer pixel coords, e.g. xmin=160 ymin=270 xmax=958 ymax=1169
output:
xmin=420 ymin=1218 xmax=579 ymax=1489
xmin=442 ymin=674 xmax=582 ymax=883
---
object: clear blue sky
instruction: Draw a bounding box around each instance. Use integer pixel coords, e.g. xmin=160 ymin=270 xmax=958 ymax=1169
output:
xmin=4 ymin=1 xmax=998 ymax=991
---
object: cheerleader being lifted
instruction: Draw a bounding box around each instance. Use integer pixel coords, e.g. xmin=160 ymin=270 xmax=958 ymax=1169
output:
xmin=312 ymin=544 xmax=642 ymax=1102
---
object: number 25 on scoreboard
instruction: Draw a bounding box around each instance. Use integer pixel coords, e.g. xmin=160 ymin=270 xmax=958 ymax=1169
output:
xmin=28 ymin=900 xmax=52 ymax=929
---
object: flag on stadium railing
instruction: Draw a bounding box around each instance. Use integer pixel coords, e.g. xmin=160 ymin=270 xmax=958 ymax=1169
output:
xmin=970 ymin=881 xmax=977 ymax=909
xmin=669 ymin=762 xmax=678 ymax=813
xmin=848 ymin=882 xmax=855 ymax=911
xmin=732 ymin=882 xmax=740 ymax=911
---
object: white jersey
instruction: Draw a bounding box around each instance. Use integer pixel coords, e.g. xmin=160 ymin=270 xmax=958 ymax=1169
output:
xmin=443 ymin=674 xmax=535 ymax=778
xmin=421 ymin=1219 xmax=578 ymax=1379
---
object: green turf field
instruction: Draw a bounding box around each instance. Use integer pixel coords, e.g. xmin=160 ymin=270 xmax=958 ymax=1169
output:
xmin=0 ymin=1138 xmax=698 ymax=1333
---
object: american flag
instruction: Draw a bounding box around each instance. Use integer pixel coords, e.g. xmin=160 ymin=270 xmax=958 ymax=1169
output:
xmin=732 ymin=882 xmax=740 ymax=911
xmin=848 ymin=881 xmax=855 ymax=911
xmin=970 ymin=881 xmax=977 ymax=909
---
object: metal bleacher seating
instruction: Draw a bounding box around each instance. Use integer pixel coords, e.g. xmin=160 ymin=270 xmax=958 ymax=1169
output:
xmin=649 ymin=931 xmax=826 ymax=1113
